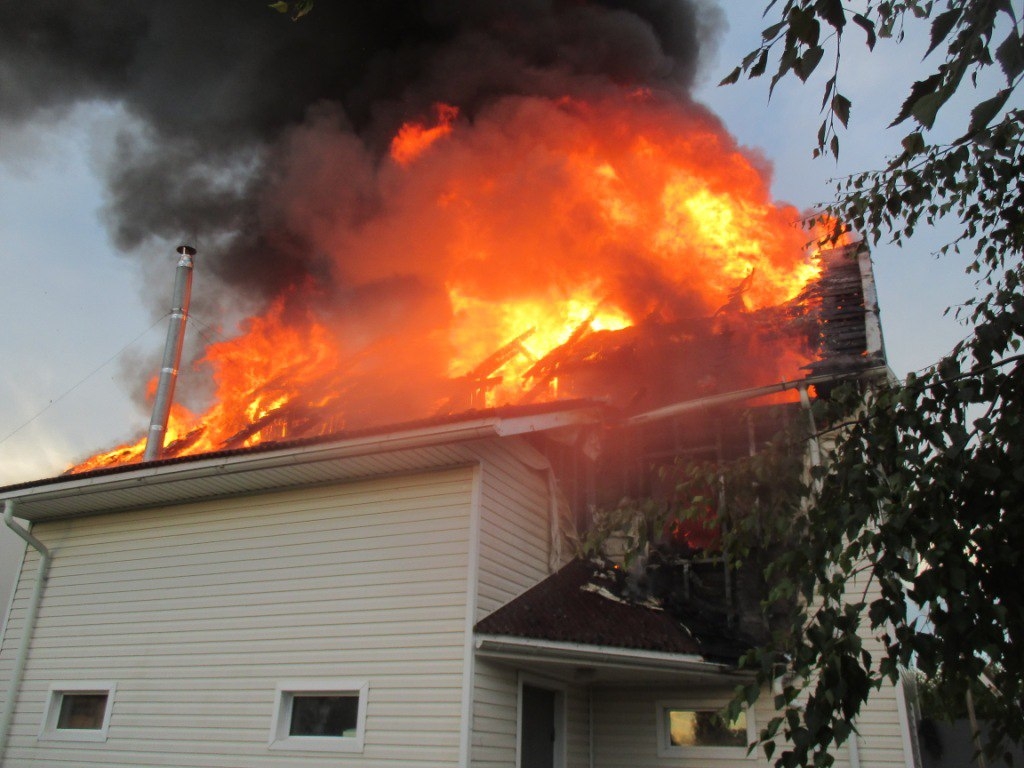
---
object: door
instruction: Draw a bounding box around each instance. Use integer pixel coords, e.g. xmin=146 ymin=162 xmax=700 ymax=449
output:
xmin=520 ymin=684 xmax=556 ymax=768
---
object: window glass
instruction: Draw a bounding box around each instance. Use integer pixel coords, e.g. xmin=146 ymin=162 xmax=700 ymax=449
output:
xmin=668 ymin=709 xmax=747 ymax=747
xmin=270 ymin=680 xmax=368 ymax=752
xmin=289 ymin=695 xmax=359 ymax=737
xmin=56 ymin=693 xmax=109 ymax=731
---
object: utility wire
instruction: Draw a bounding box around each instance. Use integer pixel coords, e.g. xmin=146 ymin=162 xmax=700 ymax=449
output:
xmin=0 ymin=316 xmax=167 ymax=448
xmin=1 ymin=307 xmax=242 ymax=448
xmin=186 ymin=312 xmax=233 ymax=349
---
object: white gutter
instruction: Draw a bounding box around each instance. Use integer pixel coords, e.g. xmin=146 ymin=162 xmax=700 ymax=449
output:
xmin=848 ymin=724 xmax=862 ymax=768
xmin=798 ymin=384 xmax=823 ymax=473
xmin=475 ymin=634 xmax=745 ymax=678
xmin=457 ymin=465 xmax=484 ymax=768
xmin=0 ymin=499 xmax=52 ymax=761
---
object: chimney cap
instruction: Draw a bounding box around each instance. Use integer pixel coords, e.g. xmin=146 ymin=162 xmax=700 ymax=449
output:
xmin=176 ymin=244 xmax=197 ymax=256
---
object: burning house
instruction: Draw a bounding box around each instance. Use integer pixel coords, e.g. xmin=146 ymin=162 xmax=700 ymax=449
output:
xmin=0 ymin=2 xmax=920 ymax=766
xmin=0 ymin=241 xmax=919 ymax=767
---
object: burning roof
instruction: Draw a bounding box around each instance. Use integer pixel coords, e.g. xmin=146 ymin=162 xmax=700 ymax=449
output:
xmin=3 ymin=3 xmax=884 ymax=477
xmin=67 ymin=236 xmax=876 ymax=475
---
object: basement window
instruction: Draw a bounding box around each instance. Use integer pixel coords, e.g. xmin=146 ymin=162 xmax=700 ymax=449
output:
xmin=269 ymin=680 xmax=368 ymax=752
xmin=39 ymin=683 xmax=115 ymax=742
xmin=655 ymin=700 xmax=755 ymax=759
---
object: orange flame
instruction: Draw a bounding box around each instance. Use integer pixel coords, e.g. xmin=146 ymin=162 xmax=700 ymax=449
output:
xmin=70 ymin=91 xmax=828 ymax=473
xmin=390 ymin=103 xmax=460 ymax=165
xmin=809 ymin=213 xmax=856 ymax=254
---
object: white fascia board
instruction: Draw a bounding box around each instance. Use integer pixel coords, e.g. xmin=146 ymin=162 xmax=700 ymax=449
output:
xmin=856 ymin=245 xmax=888 ymax=364
xmin=491 ymin=406 xmax=606 ymax=437
xmin=474 ymin=634 xmax=746 ymax=678
xmin=2 ymin=423 xmax=492 ymax=521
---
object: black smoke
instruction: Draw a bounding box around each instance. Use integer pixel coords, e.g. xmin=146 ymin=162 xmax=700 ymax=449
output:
xmin=1 ymin=0 xmax=721 ymax=297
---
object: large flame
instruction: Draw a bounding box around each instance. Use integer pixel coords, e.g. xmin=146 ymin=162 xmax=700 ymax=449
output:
xmin=71 ymin=91 xmax=824 ymax=473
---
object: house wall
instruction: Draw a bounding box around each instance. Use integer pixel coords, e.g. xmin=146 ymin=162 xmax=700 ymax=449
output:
xmin=565 ymin=682 xmax=591 ymax=768
xmin=590 ymin=682 xmax=912 ymax=768
xmin=468 ymin=437 xmax=594 ymax=768
xmin=0 ymin=467 xmax=476 ymax=767
xmin=471 ymin=661 xmax=591 ymax=768
xmin=474 ymin=440 xmax=558 ymax=621
xmin=471 ymin=438 xmax=577 ymax=768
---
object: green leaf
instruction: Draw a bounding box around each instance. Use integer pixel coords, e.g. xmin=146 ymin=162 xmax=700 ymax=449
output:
xmin=751 ymin=49 xmax=770 ymax=78
xmin=763 ymin=19 xmax=788 ymax=41
xmin=910 ymin=91 xmax=944 ymax=130
xmin=820 ymin=76 xmax=836 ymax=111
xmin=926 ymin=8 xmax=963 ymax=58
xmin=831 ymin=94 xmax=852 ymax=127
xmin=268 ymin=1 xmax=290 ymax=12
xmin=291 ymin=0 xmax=314 ymax=20
xmin=963 ymin=88 xmax=1012 ymax=138
xmin=995 ymin=29 xmax=1024 ymax=81
xmin=798 ymin=46 xmax=825 ymax=81
xmin=789 ymin=7 xmax=821 ymax=46
xmin=815 ymin=0 xmax=847 ymax=30
xmin=891 ymin=73 xmax=944 ymax=126
xmin=852 ymin=13 xmax=877 ymax=49
xmin=720 ymin=66 xmax=742 ymax=86
xmin=900 ymin=131 xmax=925 ymax=156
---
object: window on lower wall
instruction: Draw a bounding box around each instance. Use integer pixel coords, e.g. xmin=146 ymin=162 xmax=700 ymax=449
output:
xmin=269 ymin=680 xmax=368 ymax=753
xmin=39 ymin=683 xmax=116 ymax=742
xmin=655 ymin=700 xmax=756 ymax=759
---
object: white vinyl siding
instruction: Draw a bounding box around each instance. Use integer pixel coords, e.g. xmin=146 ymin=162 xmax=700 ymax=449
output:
xmin=1 ymin=467 xmax=474 ymax=767
xmin=592 ymin=686 xmax=755 ymax=768
xmin=844 ymin=554 xmax=921 ymax=768
xmin=855 ymin=668 xmax=918 ymax=767
xmin=470 ymin=440 xmax=567 ymax=768
xmin=475 ymin=441 xmax=555 ymax=619
xmin=591 ymin=684 xmax=910 ymax=768
xmin=469 ymin=662 xmax=591 ymax=768
xmin=564 ymin=683 xmax=591 ymax=768
xmin=470 ymin=660 xmax=519 ymax=767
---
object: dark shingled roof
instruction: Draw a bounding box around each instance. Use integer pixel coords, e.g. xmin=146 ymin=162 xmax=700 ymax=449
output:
xmin=474 ymin=559 xmax=753 ymax=664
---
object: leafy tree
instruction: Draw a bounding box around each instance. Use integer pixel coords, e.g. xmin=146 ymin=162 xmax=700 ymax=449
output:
xmin=717 ymin=2 xmax=1024 ymax=766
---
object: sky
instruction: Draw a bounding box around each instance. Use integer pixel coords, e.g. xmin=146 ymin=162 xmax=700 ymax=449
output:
xmin=0 ymin=5 xmax=993 ymax=602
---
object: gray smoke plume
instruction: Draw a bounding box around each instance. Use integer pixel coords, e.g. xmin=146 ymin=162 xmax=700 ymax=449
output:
xmin=1 ymin=0 xmax=722 ymax=297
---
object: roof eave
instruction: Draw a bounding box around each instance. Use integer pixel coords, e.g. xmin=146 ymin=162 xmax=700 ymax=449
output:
xmin=474 ymin=633 xmax=751 ymax=685
xmin=2 ymin=404 xmax=606 ymax=522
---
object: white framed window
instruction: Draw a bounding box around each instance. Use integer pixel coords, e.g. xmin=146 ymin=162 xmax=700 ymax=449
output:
xmin=39 ymin=682 xmax=116 ymax=742
xmin=655 ymin=699 xmax=756 ymax=759
xmin=269 ymin=679 xmax=368 ymax=753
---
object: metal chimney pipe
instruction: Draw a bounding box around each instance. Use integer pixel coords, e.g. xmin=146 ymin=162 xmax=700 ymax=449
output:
xmin=143 ymin=245 xmax=196 ymax=462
